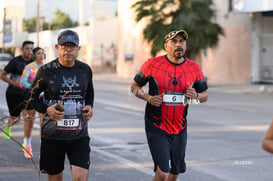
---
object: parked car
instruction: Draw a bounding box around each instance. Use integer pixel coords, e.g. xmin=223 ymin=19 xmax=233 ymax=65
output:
xmin=0 ymin=53 xmax=13 ymax=70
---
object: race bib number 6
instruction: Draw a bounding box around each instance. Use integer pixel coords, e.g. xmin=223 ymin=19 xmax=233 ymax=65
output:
xmin=163 ymin=91 xmax=185 ymax=105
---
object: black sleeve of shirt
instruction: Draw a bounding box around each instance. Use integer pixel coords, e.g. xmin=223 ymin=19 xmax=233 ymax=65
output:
xmin=134 ymin=71 xmax=149 ymax=87
xmin=28 ymin=68 xmax=49 ymax=113
xmin=85 ymin=69 xmax=94 ymax=107
xmin=4 ymin=57 xmax=16 ymax=73
xmin=193 ymin=77 xmax=208 ymax=93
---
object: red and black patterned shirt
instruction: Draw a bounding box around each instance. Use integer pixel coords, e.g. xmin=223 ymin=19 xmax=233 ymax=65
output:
xmin=134 ymin=55 xmax=208 ymax=134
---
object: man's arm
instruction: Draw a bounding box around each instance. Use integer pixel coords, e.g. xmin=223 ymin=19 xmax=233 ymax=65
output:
xmin=28 ymin=70 xmax=48 ymax=113
xmin=85 ymin=70 xmax=94 ymax=107
xmin=130 ymin=80 xmax=149 ymax=101
xmin=82 ymin=70 xmax=94 ymax=121
xmin=130 ymin=80 xmax=162 ymax=107
xmin=186 ymin=82 xmax=208 ymax=103
xmin=197 ymin=90 xmax=208 ymax=103
xmin=0 ymin=70 xmax=19 ymax=87
xmin=262 ymin=119 xmax=273 ymax=153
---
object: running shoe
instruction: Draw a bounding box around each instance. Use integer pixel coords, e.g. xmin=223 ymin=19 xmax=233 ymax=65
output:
xmin=3 ymin=126 xmax=11 ymax=140
xmin=22 ymin=142 xmax=26 ymax=151
xmin=23 ymin=144 xmax=32 ymax=159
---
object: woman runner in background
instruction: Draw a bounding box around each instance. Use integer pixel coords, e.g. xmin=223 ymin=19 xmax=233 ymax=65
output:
xmin=19 ymin=47 xmax=45 ymax=158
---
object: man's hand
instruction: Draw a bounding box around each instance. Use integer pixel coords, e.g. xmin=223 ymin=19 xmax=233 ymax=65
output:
xmin=185 ymin=82 xmax=198 ymax=99
xmin=82 ymin=105 xmax=93 ymax=121
xmin=148 ymin=94 xmax=163 ymax=107
xmin=14 ymin=80 xmax=20 ymax=87
xmin=47 ymin=104 xmax=65 ymax=120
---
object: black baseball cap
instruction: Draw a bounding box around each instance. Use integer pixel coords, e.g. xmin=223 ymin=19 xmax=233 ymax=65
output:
xmin=58 ymin=30 xmax=79 ymax=46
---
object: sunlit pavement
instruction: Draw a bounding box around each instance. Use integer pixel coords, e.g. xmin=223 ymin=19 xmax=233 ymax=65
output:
xmin=1 ymin=73 xmax=273 ymax=181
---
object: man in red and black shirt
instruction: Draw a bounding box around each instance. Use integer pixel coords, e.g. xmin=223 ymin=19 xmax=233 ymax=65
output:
xmin=131 ymin=29 xmax=208 ymax=181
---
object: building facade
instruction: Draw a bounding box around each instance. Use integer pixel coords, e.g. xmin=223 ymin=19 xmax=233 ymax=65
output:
xmin=117 ymin=0 xmax=273 ymax=85
xmin=0 ymin=0 xmax=118 ymax=72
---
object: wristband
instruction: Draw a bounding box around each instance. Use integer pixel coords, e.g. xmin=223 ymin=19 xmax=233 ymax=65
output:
xmin=196 ymin=93 xmax=200 ymax=103
xmin=147 ymin=96 xmax=152 ymax=104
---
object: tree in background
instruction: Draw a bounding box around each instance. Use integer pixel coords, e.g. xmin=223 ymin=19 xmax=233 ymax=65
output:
xmin=23 ymin=17 xmax=37 ymax=32
xmin=131 ymin=0 xmax=224 ymax=58
xmin=50 ymin=9 xmax=78 ymax=30
xmin=23 ymin=17 xmax=50 ymax=32
xmin=23 ymin=9 xmax=78 ymax=32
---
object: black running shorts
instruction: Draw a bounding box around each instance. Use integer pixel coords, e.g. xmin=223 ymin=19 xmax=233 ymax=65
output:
xmin=146 ymin=123 xmax=187 ymax=174
xmin=40 ymin=137 xmax=91 ymax=175
xmin=6 ymin=89 xmax=26 ymax=117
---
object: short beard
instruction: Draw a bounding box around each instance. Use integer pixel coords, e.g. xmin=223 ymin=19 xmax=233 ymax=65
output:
xmin=174 ymin=52 xmax=183 ymax=59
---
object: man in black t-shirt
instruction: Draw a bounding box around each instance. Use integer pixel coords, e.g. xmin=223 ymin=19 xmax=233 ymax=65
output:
xmin=0 ymin=41 xmax=34 ymax=145
xmin=29 ymin=30 xmax=94 ymax=181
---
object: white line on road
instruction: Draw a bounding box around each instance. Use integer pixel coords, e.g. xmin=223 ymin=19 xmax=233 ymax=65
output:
xmin=88 ymin=125 xmax=268 ymax=135
xmin=95 ymin=99 xmax=144 ymax=112
xmin=104 ymin=106 xmax=143 ymax=116
xmin=205 ymin=103 xmax=256 ymax=112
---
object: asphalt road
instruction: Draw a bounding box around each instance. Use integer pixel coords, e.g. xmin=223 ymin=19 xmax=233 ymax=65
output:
xmin=1 ymin=74 xmax=273 ymax=181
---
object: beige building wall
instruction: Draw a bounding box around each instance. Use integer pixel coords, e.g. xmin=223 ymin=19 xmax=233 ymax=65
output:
xmin=117 ymin=0 xmax=153 ymax=79
xmin=0 ymin=1 xmax=25 ymax=48
xmin=251 ymin=13 xmax=273 ymax=83
xmin=91 ymin=17 xmax=118 ymax=72
xmin=117 ymin=0 xmax=253 ymax=85
xmin=2 ymin=1 xmax=24 ymax=32
xmin=201 ymin=0 xmax=252 ymax=85
xmin=202 ymin=25 xmax=251 ymax=84
xmin=27 ymin=18 xmax=118 ymax=72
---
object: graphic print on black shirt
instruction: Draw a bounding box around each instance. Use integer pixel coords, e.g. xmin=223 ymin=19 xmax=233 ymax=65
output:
xmin=51 ymin=71 xmax=88 ymax=131
xmin=30 ymin=59 xmax=94 ymax=140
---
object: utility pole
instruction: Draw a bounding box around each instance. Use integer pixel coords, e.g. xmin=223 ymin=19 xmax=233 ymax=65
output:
xmin=36 ymin=0 xmax=40 ymax=46
xmin=2 ymin=8 xmax=6 ymax=53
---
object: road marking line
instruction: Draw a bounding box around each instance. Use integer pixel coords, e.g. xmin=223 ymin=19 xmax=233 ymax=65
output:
xmin=205 ymin=103 xmax=256 ymax=112
xmin=95 ymin=99 xmax=144 ymax=112
xmin=88 ymin=125 xmax=268 ymax=135
xmin=104 ymin=106 xmax=143 ymax=116
xmin=188 ymin=125 xmax=268 ymax=132
xmin=89 ymin=127 xmax=144 ymax=134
